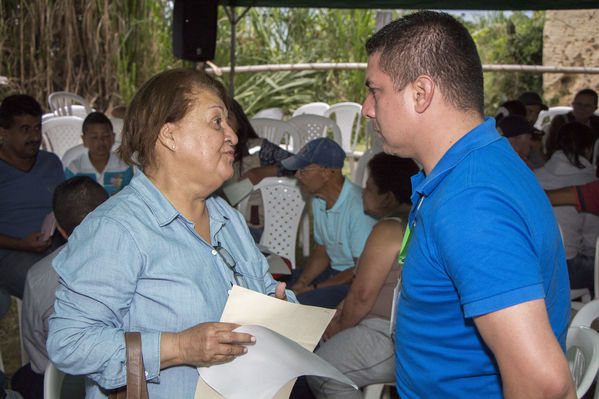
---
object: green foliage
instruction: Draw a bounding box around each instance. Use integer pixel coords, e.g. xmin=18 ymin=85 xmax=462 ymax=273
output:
xmin=214 ymin=7 xmax=380 ymax=117
xmin=0 ymin=3 xmax=545 ymax=122
xmin=468 ymin=11 xmax=545 ymax=115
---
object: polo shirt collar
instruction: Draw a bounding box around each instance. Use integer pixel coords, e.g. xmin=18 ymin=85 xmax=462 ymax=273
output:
xmin=411 ymin=117 xmax=500 ymax=202
xmin=328 ymin=176 xmax=352 ymax=213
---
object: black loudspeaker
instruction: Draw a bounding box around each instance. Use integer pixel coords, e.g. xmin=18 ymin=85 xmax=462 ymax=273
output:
xmin=173 ymin=0 xmax=218 ymax=62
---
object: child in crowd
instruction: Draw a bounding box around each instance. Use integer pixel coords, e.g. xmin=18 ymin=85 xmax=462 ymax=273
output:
xmin=64 ymin=112 xmax=133 ymax=195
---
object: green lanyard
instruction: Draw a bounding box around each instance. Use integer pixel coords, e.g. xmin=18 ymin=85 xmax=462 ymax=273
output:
xmin=398 ymin=195 xmax=424 ymax=265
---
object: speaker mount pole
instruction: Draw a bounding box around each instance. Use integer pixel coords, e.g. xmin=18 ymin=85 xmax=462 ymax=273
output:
xmin=224 ymin=1 xmax=257 ymax=98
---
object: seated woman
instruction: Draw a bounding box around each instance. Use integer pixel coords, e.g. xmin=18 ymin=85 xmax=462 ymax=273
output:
xmin=535 ymin=121 xmax=599 ymax=294
xmin=47 ymin=68 xmax=295 ymax=399
xmin=64 ymin=112 xmax=133 ymax=195
xmin=223 ymin=98 xmax=293 ymax=242
xmin=307 ymin=153 xmax=418 ymax=399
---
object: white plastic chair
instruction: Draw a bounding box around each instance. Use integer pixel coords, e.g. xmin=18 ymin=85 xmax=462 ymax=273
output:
xmin=253 ymin=107 xmax=284 ymax=120
xmin=325 ymin=102 xmax=363 ymax=174
xmin=571 ymin=299 xmax=599 ymax=328
xmin=61 ymin=144 xmax=87 ymax=167
xmin=534 ymin=106 xmax=572 ymax=131
xmin=240 ymin=178 xmax=305 ymax=269
xmin=42 ymin=116 xmax=84 ymax=160
xmin=353 ymin=148 xmax=380 ymax=187
xmin=571 ymin=236 xmax=599 ymax=311
xmin=324 ymin=102 xmax=362 ymax=154
xmin=566 ymin=326 xmax=599 ymax=398
xmin=47 ymin=92 xmax=92 ymax=117
xmin=288 ymin=114 xmax=343 ymax=150
xmin=109 ymin=117 xmax=124 ymax=145
xmin=364 ymin=120 xmax=384 ymax=152
xmin=250 ymin=118 xmax=300 ymax=153
xmin=292 ymin=102 xmax=329 ymax=117
xmin=362 ymin=381 xmax=395 ymax=399
xmin=43 ymin=362 xmax=65 ymax=399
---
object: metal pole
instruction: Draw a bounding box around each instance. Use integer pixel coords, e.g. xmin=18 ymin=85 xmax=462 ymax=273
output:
xmin=229 ymin=5 xmax=236 ymax=97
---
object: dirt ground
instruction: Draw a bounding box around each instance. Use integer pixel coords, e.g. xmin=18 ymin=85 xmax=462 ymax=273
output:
xmin=0 ymin=298 xmax=23 ymax=383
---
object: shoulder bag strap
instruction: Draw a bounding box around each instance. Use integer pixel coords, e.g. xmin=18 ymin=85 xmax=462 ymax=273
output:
xmin=109 ymin=332 xmax=149 ymax=399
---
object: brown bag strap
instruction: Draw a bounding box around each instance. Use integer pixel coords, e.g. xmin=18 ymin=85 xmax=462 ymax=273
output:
xmin=109 ymin=332 xmax=149 ymax=399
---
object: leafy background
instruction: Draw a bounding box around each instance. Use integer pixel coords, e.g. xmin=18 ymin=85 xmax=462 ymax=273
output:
xmin=0 ymin=2 xmax=544 ymax=132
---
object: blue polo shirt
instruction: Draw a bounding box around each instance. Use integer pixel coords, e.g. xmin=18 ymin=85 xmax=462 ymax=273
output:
xmin=313 ymin=176 xmax=376 ymax=271
xmin=394 ymin=118 xmax=570 ymax=398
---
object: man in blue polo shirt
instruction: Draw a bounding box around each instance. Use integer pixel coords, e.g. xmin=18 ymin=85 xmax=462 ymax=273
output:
xmin=0 ymin=95 xmax=64 ymax=305
xmin=362 ymin=11 xmax=574 ymax=399
xmin=283 ymin=138 xmax=376 ymax=308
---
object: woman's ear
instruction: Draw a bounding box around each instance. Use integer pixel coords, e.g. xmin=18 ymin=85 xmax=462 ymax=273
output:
xmin=157 ymin=123 xmax=176 ymax=152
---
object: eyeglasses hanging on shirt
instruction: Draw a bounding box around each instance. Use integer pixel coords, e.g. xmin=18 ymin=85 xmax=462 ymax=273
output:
xmin=214 ymin=242 xmax=248 ymax=288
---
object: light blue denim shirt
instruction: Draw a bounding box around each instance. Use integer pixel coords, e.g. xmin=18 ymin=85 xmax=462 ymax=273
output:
xmin=47 ymin=171 xmax=297 ymax=398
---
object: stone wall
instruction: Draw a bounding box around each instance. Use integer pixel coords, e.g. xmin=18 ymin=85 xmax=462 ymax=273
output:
xmin=543 ymin=10 xmax=599 ymax=106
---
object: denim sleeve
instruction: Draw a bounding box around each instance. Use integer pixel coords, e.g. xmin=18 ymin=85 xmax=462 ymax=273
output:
xmin=47 ymin=215 xmax=161 ymax=389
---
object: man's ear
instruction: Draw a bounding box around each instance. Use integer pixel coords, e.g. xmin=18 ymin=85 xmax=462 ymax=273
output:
xmin=156 ymin=123 xmax=176 ymax=152
xmin=412 ymin=75 xmax=435 ymax=114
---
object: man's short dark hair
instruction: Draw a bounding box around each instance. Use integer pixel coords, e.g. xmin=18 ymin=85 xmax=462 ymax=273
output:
xmin=575 ymin=89 xmax=598 ymax=107
xmin=0 ymin=95 xmax=43 ymax=129
xmin=365 ymin=11 xmax=484 ymax=115
xmin=82 ymin=111 xmax=113 ymax=134
xmin=367 ymin=152 xmax=419 ymax=205
xmin=52 ymin=176 xmax=109 ymax=236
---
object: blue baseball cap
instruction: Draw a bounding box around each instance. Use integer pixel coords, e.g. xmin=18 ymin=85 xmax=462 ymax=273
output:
xmin=282 ymin=137 xmax=346 ymax=170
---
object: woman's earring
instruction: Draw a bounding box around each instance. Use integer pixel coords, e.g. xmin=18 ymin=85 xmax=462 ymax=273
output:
xmin=171 ymin=145 xmax=176 ymax=151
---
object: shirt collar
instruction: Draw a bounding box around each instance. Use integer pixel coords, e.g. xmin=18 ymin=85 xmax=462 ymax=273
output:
xmin=328 ymin=176 xmax=352 ymax=213
xmin=129 ymin=170 xmax=180 ymax=227
xmin=129 ymin=171 xmax=230 ymax=240
xmin=411 ymin=117 xmax=500 ymax=200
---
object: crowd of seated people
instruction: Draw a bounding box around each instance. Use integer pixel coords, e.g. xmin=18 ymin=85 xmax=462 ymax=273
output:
xmin=494 ymin=89 xmax=599 ymax=301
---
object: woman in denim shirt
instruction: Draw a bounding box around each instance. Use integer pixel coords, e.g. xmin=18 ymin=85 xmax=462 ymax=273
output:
xmin=47 ymin=69 xmax=294 ymax=398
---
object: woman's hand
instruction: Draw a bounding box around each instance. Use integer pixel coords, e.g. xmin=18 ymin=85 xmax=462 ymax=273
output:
xmin=275 ymin=282 xmax=287 ymax=301
xmin=161 ymin=322 xmax=255 ymax=368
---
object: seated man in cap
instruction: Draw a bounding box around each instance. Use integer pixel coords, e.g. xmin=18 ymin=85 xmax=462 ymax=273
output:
xmin=518 ymin=91 xmax=548 ymax=126
xmin=497 ymin=115 xmax=537 ymax=170
xmin=282 ymin=138 xmax=377 ymax=308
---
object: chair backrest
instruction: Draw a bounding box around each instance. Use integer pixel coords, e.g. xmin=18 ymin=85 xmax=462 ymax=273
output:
xmin=109 ymin=117 xmax=124 ymax=145
xmin=42 ymin=116 xmax=84 ymax=160
xmin=250 ymin=118 xmax=300 ymax=152
xmin=566 ymin=326 xmax=599 ymax=398
xmin=48 ymin=92 xmax=92 ymax=117
xmin=364 ymin=119 xmax=384 ymax=152
xmin=253 ymin=107 xmax=284 ymax=120
xmin=324 ymin=102 xmax=362 ymax=153
xmin=353 ymin=148 xmax=380 ymax=187
xmin=571 ymin=299 xmax=599 ymax=328
xmin=43 ymin=362 xmax=66 ymax=399
xmin=287 ymin=114 xmax=343 ymax=150
xmin=534 ymin=106 xmax=572 ymax=132
xmin=61 ymin=144 xmax=87 ymax=167
xmin=254 ymin=177 xmax=305 ymax=269
xmin=292 ymin=102 xmax=329 ymax=117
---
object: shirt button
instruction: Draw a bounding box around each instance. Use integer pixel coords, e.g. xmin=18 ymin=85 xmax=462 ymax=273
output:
xmin=145 ymin=371 xmax=148 ymax=377
xmin=211 ymin=249 xmax=217 ymax=255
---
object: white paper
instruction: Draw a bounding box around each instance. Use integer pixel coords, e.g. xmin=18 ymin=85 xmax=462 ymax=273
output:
xmin=194 ymin=286 xmax=342 ymax=399
xmin=198 ymin=325 xmax=357 ymax=399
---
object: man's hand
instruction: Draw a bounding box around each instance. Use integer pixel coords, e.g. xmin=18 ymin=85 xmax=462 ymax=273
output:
xmin=20 ymin=231 xmax=51 ymax=253
xmin=291 ymin=281 xmax=313 ymax=295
